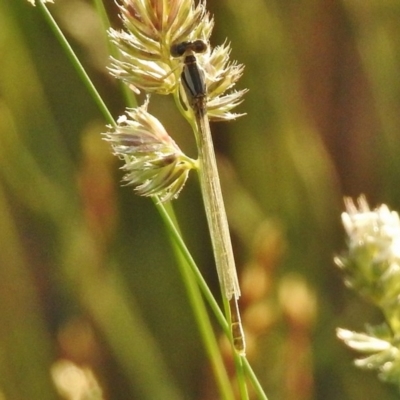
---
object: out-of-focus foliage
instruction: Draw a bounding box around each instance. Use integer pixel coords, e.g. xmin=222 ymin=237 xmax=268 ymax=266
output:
xmin=2 ymin=0 xmax=400 ymax=399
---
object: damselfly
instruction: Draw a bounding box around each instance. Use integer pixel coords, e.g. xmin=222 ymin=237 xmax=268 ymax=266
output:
xmin=171 ymin=40 xmax=246 ymax=355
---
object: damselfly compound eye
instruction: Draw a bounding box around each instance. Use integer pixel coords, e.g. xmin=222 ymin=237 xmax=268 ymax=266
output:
xmin=191 ymin=39 xmax=207 ymax=53
xmin=171 ymin=41 xmax=191 ymax=57
xmin=170 ymin=40 xmax=208 ymax=58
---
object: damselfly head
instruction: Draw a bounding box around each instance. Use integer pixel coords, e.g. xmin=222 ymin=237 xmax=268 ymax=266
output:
xmin=170 ymin=40 xmax=208 ymax=58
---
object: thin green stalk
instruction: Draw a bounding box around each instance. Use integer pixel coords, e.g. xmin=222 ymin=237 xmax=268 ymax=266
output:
xmin=92 ymin=0 xmax=114 ymax=55
xmin=234 ymin=356 xmax=249 ymax=400
xmin=156 ymin=201 xmax=230 ymax=336
xmin=92 ymin=0 xmax=137 ymax=109
xmin=173 ymin=248 xmax=235 ymax=400
xmin=161 ymin=204 xmax=235 ymax=400
xmin=37 ymin=0 xmax=115 ymax=127
xmin=243 ymin=358 xmax=269 ymax=400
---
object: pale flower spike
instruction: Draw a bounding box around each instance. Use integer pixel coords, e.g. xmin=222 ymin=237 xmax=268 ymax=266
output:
xmin=103 ymin=101 xmax=196 ymax=202
xmin=108 ymin=0 xmax=246 ymax=121
xmin=336 ymin=195 xmax=400 ymax=389
xmin=335 ymin=195 xmax=400 ymax=300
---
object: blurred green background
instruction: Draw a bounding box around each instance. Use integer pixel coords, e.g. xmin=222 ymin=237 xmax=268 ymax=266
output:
xmin=2 ymin=0 xmax=400 ymax=399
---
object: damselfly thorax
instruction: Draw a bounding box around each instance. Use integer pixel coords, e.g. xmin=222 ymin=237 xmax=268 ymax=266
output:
xmin=170 ymin=40 xmax=208 ymax=114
